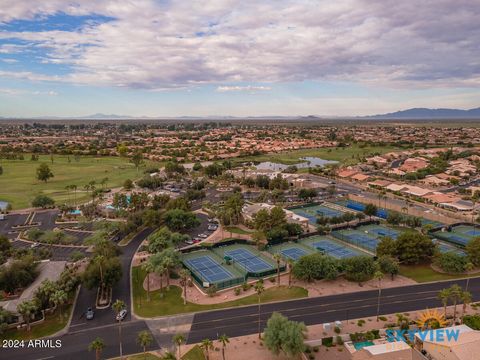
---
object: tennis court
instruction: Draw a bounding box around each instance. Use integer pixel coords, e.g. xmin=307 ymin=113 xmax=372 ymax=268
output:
xmin=268 ymin=242 xmax=314 ymax=261
xmin=433 ymin=239 xmax=466 ymax=256
xmin=301 ymin=235 xmax=365 ymax=259
xmin=226 ymin=248 xmax=274 ymax=273
xmin=290 ymin=204 xmax=345 ymax=224
xmin=431 ymin=225 xmax=479 ymax=247
xmin=331 ymin=229 xmax=379 ymax=253
xmin=361 ymin=224 xmax=400 ymax=239
xmin=213 ymin=243 xmax=280 ymax=277
xmin=182 ymin=250 xmax=245 ymax=289
xmin=336 ymin=200 xmax=388 ymax=219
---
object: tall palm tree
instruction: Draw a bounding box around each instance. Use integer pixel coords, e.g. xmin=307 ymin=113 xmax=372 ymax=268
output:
xmin=51 ymin=289 xmax=68 ymax=317
xmin=179 ymin=269 xmax=191 ymax=305
xmin=287 ymin=258 xmax=294 ymax=288
xmin=201 ymin=339 xmax=214 ymax=360
xmin=461 ymin=291 xmax=472 ymax=323
xmin=137 ymin=330 xmax=153 ymax=359
xmin=438 ymin=288 xmax=450 ymax=318
xmin=272 ymin=253 xmax=282 ymax=286
xmin=17 ymin=300 xmax=37 ymax=332
xmin=172 ymin=333 xmax=186 ymax=359
xmin=449 ymin=284 xmax=463 ymax=323
xmin=219 ymin=334 xmax=230 ymax=360
xmin=374 ymin=271 xmax=384 ymax=321
xmin=112 ymin=299 xmax=126 ymax=359
xmin=88 ymin=337 xmax=105 ymax=360
xmin=254 ymin=280 xmax=265 ymax=339
xmin=142 ymin=260 xmax=155 ymax=302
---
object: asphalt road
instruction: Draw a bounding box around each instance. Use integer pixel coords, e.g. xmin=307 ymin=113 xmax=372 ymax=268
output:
xmin=69 ymin=227 xmax=154 ymax=331
xmin=1 ymin=320 xmax=159 ymax=360
xmin=186 ymin=277 xmax=480 ymax=344
xmin=4 ymin=277 xmax=480 ymax=359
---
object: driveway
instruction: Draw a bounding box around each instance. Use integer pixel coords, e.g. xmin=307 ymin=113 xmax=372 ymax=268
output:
xmin=69 ymin=227 xmax=154 ymax=331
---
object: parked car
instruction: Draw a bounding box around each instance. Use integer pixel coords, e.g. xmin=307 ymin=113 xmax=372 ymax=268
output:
xmin=193 ymin=238 xmax=202 ymax=243
xmin=86 ymin=307 xmax=94 ymax=320
xmin=207 ymin=224 xmax=218 ymax=231
xmin=198 ymin=233 xmax=208 ymax=238
xmin=116 ymin=309 xmax=127 ymax=321
xmin=185 ymin=239 xmax=194 ymax=245
xmin=30 ymin=242 xmax=40 ymax=249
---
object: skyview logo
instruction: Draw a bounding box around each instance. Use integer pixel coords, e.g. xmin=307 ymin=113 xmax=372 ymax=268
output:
xmin=386 ymin=329 xmax=460 ymax=343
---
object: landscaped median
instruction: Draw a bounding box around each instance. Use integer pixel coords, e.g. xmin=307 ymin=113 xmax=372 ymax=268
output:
xmin=131 ymin=266 xmax=308 ymax=318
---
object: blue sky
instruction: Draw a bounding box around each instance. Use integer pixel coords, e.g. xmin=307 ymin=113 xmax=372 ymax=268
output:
xmin=0 ymin=1 xmax=479 ymax=117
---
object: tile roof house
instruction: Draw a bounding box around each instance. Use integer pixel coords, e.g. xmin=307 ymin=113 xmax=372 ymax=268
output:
xmin=415 ymin=325 xmax=480 ymax=360
xmin=337 ymin=169 xmax=358 ymax=178
xmin=351 ymin=173 xmax=371 ymax=182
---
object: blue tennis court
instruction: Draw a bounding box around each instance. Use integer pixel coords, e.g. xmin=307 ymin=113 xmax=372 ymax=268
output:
xmin=433 ymin=239 xmax=466 ymax=256
xmin=309 ymin=239 xmax=362 ymax=259
xmin=364 ymin=225 xmax=399 ymax=239
xmin=290 ymin=204 xmax=344 ymax=224
xmin=332 ymin=230 xmax=379 ymax=252
xmin=225 ymin=248 xmax=274 ymax=273
xmin=184 ymin=255 xmax=234 ymax=283
xmin=280 ymin=247 xmax=308 ymax=260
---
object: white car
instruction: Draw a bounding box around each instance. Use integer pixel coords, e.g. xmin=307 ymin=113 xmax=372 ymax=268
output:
xmin=198 ymin=233 xmax=208 ymax=238
xmin=116 ymin=309 xmax=127 ymax=321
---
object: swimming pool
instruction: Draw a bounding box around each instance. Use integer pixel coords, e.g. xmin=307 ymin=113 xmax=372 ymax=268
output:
xmin=353 ymin=341 xmax=374 ymax=350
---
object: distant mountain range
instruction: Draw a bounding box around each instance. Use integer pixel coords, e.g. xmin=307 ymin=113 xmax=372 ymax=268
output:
xmin=1 ymin=108 xmax=480 ymax=120
xmin=365 ymin=107 xmax=480 ymax=119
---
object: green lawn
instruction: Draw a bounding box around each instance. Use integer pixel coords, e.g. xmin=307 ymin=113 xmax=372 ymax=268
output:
xmin=0 ymin=305 xmax=72 ymax=340
xmin=231 ymin=144 xmax=401 ymax=166
xmin=132 ymin=267 xmax=307 ymax=318
xmin=224 ymin=226 xmax=253 ymax=235
xmin=111 ymin=353 xmax=161 ymax=360
xmin=400 ymin=264 xmax=477 ymax=283
xmin=0 ymin=155 xmax=158 ymax=209
xmin=182 ymin=345 xmax=205 ymax=360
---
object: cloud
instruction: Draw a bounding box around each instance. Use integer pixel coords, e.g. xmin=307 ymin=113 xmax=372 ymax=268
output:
xmin=0 ymin=87 xmax=58 ymax=96
xmin=0 ymin=0 xmax=479 ymax=89
xmin=216 ymin=85 xmax=271 ymax=93
xmin=1 ymin=58 xmax=18 ymax=63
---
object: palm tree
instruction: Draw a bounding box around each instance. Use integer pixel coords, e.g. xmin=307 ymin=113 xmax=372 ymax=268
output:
xmin=51 ymin=289 xmax=68 ymax=317
xmin=219 ymin=334 xmax=230 ymax=360
xmin=88 ymin=337 xmax=105 ymax=360
xmin=179 ymin=269 xmax=191 ymax=305
xmin=201 ymin=339 xmax=214 ymax=360
xmin=438 ymin=288 xmax=450 ymax=318
xmin=254 ymin=280 xmax=265 ymax=339
xmin=287 ymin=258 xmax=294 ymax=288
xmin=71 ymin=184 xmax=77 ymax=206
xmin=17 ymin=300 xmax=37 ymax=331
xmin=449 ymin=284 xmax=463 ymax=323
xmin=374 ymin=271 xmax=383 ymax=321
xmin=461 ymin=291 xmax=472 ymax=323
xmin=273 ymin=253 xmax=282 ymax=286
xmin=112 ymin=299 xmax=126 ymax=359
xmin=142 ymin=260 xmax=155 ymax=302
xmin=172 ymin=333 xmax=186 ymax=359
xmin=155 ymin=262 xmax=166 ymax=293
xmin=137 ymin=330 xmax=153 ymax=359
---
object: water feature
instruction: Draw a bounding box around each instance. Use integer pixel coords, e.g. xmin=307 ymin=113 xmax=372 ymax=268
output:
xmin=255 ymin=157 xmax=338 ymax=171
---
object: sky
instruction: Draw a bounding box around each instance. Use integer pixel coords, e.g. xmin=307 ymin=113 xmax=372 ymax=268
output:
xmin=0 ymin=0 xmax=479 ymax=118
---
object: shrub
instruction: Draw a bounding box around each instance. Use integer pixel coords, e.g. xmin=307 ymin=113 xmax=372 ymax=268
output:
xmin=322 ymin=337 xmax=333 ymax=347
xmin=357 ymin=319 xmax=366 ymax=327
xmin=336 ymin=336 xmax=344 ymax=345
xmin=234 ymin=288 xmax=241 ymax=296
xmin=378 ymin=316 xmax=388 ymax=321
xmin=334 ymin=326 xmax=341 ymax=334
